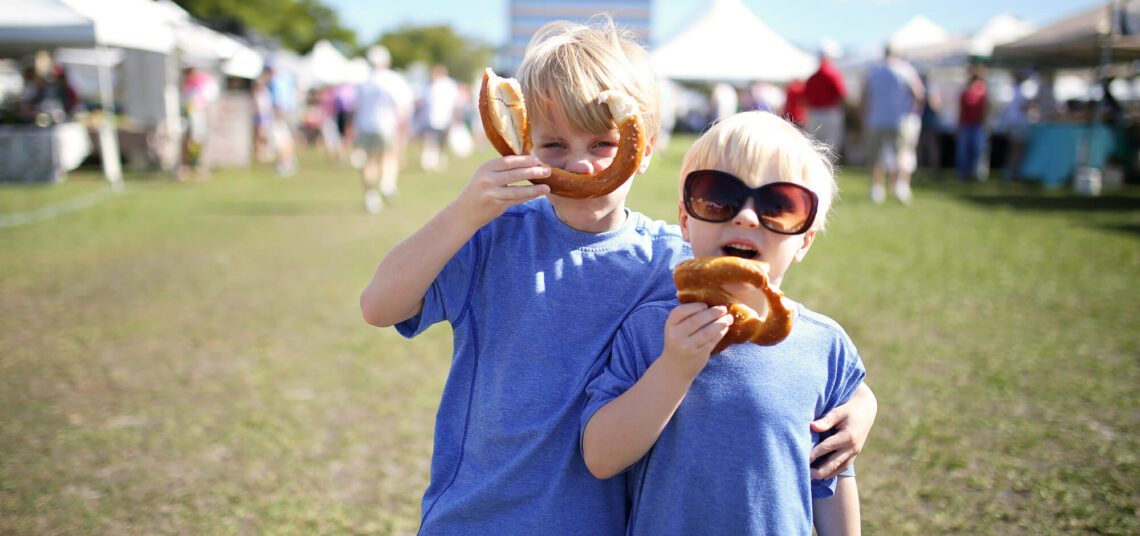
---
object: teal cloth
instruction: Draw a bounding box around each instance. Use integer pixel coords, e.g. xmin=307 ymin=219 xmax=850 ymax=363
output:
xmin=1019 ymin=123 xmax=1117 ymax=187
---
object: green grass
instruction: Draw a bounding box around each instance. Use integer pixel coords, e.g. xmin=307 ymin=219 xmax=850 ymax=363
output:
xmin=2 ymin=137 xmax=1139 ymax=535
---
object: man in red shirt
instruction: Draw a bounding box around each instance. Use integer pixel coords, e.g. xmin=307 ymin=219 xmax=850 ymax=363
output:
xmin=805 ymin=47 xmax=848 ymax=157
xmin=956 ymin=67 xmax=988 ymax=181
xmin=782 ymin=79 xmax=808 ymax=127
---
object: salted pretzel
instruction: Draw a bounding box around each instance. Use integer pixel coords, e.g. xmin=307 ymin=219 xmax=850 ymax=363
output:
xmin=674 ymin=256 xmax=794 ymax=353
xmin=477 ymin=67 xmax=647 ymax=199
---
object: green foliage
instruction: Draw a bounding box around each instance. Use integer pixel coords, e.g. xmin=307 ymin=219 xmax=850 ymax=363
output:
xmin=377 ymin=25 xmax=493 ymax=83
xmin=173 ymin=0 xmax=357 ymax=53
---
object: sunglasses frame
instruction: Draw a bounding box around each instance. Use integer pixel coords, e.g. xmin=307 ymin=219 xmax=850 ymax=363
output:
xmin=683 ymin=169 xmax=819 ymax=235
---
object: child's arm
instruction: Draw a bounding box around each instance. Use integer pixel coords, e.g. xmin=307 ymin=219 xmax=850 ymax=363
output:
xmin=809 ymin=382 xmax=877 ymax=480
xmin=813 ymin=476 xmax=860 ymax=536
xmin=360 ymin=155 xmax=550 ymax=327
xmin=581 ymin=303 xmax=731 ymax=479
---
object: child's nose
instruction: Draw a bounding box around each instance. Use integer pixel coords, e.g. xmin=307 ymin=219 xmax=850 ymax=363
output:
xmin=562 ymin=154 xmax=596 ymax=175
xmin=732 ymin=198 xmax=761 ymax=228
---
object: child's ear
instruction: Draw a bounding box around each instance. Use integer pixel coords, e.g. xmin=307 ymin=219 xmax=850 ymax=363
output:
xmin=793 ymin=230 xmax=816 ymax=262
xmin=678 ymin=201 xmax=691 ymax=242
xmin=637 ymin=138 xmax=655 ymax=175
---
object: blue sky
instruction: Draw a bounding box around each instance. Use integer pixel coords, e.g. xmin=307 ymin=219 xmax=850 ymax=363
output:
xmin=323 ymin=0 xmax=1106 ymax=50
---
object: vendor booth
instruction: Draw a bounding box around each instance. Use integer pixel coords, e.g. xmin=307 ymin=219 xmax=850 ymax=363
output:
xmin=0 ymin=0 xmax=263 ymax=183
xmin=991 ymin=0 xmax=1140 ymax=188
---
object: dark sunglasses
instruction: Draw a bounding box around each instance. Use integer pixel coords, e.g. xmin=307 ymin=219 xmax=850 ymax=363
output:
xmin=683 ymin=170 xmax=818 ymax=234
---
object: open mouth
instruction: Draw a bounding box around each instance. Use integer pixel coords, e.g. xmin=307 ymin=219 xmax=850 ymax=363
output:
xmin=722 ymin=243 xmax=758 ymax=259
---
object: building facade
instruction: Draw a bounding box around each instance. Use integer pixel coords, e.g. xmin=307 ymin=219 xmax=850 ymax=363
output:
xmin=503 ymin=0 xmax=652 ymax=72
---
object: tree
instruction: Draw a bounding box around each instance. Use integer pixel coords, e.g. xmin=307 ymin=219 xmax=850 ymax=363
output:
xmin=173 ymin=0 xmax=358 ymax=54
xmin=376 ymin=25 xmax=492 ymax=83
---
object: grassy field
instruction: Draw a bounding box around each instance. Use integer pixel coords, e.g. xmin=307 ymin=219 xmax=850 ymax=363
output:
xmin=1 ymin=137 xmax=1138 ymax=535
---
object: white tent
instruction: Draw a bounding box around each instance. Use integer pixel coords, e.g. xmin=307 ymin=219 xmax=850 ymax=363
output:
xmin=0 ymin=0 xmax=96 ymax=53
xmin=895 ymin=14 xmax=1036 ymax=68
xmin=152 ymin=0 xmax=263 ymax=79
xmin=0 ymin=0 xmax=181 ymax=184
xmin=968 ymin=13 xmax=1037 ymax=57
xmin=651 ymin=0 xmax=815 ymax=83
xmin=302 ymin=40 xmax=361 ymax=87
xmin=889 ymin=15 xmax=949 ymax=53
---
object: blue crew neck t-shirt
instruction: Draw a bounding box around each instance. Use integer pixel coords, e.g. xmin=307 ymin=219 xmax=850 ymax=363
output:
xmin=583 ymin=299 xmax=865 ymax=536
xmin=396 ymin=198 xmax=690 ymax=535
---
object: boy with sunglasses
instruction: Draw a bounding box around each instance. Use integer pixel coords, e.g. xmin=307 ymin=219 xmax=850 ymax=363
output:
xmin=582 ymin=111 xmax=865 ymax=535
xmin=361 ymin=17 xmax=874 ymax=534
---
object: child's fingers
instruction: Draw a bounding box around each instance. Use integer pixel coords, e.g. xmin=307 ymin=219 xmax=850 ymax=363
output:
xmin=498 ymin=183 xmax=550 ymax=202
xmin=487 ymin=154 xmax=544 ymax=172
xmin=809 ymin=437 xmax=857 ymax=480
xmin=670 ymin=303 xmax=731 ymax=338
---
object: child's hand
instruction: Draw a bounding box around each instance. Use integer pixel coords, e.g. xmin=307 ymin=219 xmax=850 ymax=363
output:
xmin=658 ymin=303 xmax=732 ymax=381
xmin=455 ymin=155 xmax=551 ymax=228
xmin=809 ymin=383 xmax=877 ymax=480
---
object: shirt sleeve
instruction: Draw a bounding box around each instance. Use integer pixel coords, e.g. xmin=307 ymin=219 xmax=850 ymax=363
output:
xmin=810 ymin=325 xmax=867 ymax=498
xmin=394 ymin=231 xmax=483 ymax=338
xmin=579 ymin=304 xmax=669 ymax=452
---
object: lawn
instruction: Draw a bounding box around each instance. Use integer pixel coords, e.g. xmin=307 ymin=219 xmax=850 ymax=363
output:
xmin=1 ymin=137 xmax=1138 ymax=535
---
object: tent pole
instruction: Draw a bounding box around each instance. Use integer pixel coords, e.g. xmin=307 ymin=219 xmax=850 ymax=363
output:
xmin=96 ymin=45 xmax=123 ymax=189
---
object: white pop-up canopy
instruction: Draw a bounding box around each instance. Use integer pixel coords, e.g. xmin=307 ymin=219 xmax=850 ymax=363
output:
xmin=651 ymin=0 xmax=815 ymax=84
xmin=0 ymin=0 xmax=181 ymax=184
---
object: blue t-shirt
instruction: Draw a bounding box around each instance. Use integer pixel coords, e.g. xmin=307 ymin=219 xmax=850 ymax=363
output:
xmin=864 ymin=58 xmax=919 ymax=130
xmin=583 ymin=299 xmax=865 ymax=536
xmin=396 ymin=198 xmax=690 ymax=535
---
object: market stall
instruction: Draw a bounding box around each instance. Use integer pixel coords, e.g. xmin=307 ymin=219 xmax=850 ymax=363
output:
xmin=991 ymin=0 xmax=1140 ymax=188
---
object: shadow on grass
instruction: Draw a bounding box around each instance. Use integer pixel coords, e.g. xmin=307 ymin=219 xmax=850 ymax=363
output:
xmin=948 ymin=189 xmax=1140 ymax=237
xmin=956 ymin=193 xmax=1140 ymax=213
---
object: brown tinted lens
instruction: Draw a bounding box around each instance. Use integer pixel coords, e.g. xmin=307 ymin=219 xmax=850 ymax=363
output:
xmin=756 ymin=183 xmax=816 ymax=234
xmin=685 ymin=171 xmax=743 ymax=222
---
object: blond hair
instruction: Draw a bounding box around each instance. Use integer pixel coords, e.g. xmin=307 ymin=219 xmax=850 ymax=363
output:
xmin=680 ymin=111 xmax=838 ymax=231
xmin=516 ymin=16 xmax=660 ymax=139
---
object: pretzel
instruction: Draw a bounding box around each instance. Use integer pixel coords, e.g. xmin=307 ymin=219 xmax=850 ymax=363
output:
xmin=477 ymin=67 xmax=647 ymax=199
xmin=674 ymin=256 xmax=794 ymax=353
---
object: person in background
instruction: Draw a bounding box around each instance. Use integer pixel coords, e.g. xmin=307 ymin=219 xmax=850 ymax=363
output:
xmin=713 ymin=81 xmax=739 ymax=121
xmin=352 ymin=45 xmax=413 ymax=213
xmin=179 ymin=66 xmax=219 ymax=180
xmin=995 ymin=70 xmax=1032 ymax=181
xmin=265 ymin=61 xmax=299 ymax=176
xmin=420 ymin=64 xmax=459 ymax=172
xmin=861 ymin=45 xmax=924 ymax=204
xmin=956 ymin=65 xmax=988 ymax=182
xmin=917 ymin=73 xmax=943 ymax=180
xmin=783 ymin=78 xmax=808 ymax=128
xmin=805 ymin=44 xmax=848 ymax=156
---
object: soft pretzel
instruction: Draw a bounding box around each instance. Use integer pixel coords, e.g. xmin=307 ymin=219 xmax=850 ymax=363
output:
xmin=674 ymin=256 xmax=794 ymax=353
xmin=477 ymin=67 xmax=647 ymax=199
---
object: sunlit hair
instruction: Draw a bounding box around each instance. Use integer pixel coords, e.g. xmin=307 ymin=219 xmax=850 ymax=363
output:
xmin=516 ymin=16 xmax=660 ymax=140
xmin=680 ymin=111 xmax=838 ymax=231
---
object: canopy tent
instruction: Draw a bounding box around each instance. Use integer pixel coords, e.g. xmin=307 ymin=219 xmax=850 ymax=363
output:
xmin=990 ymin=1 xmax=1140 ymax=68
xmin=0 ymin=0 xmax=177 ymax=184
xmin=152 ymin=0 xmax=263 ymax=79
xmin=651 ymin=0 xmax=815 ymax=84
xmin=889 ymin=15 xmax=949 ymax=53
xmin=302 ymin=40 xmax=366 ymax=87
xmin=0 ymin=0 xmax=96 ymax=53
xmin=893 ymin=14 xmax=1036 ymax=70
